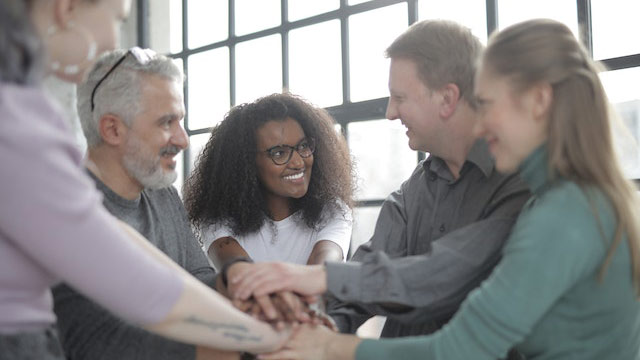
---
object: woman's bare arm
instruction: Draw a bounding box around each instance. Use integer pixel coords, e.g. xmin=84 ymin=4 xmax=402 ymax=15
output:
xmin=117 ymin=220 xmax=289 ymax=353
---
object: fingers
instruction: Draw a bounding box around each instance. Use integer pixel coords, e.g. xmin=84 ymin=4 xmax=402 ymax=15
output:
xmin=232 ymin=298 xmax=253 ymax=313
xmin=304 ymin=295 xmax=319 ymax=304
xmin=226 ymin=262 xmax=255 ymax=298
xmin=270 ymin=293 xmax=298 ymax=323
xmin=254 ymin=294 xmax=282 ymax=321
xmin=231 ymin=263 xmax=290 ymax=300
xmin=314 ymin=313 xmax=338 ymax=332
xmin=276 ymin=292 xmax=311 ymax=323
xmin=249 ymin=301 xmax=263 ymax=320
xmin=230 ymin=263 xmax=326 ymax=306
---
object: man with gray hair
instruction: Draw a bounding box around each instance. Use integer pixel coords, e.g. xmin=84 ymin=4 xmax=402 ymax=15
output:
xmin=52 ymin=48 xmax=238 ymax=360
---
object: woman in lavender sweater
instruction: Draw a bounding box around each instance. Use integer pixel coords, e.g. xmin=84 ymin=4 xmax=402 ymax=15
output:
xmin=0 ymin=1 xmax=289 ymax=359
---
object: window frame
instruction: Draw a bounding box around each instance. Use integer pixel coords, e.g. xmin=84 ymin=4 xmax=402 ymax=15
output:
xmin=139 ymin=0 xmax=640 ymax=208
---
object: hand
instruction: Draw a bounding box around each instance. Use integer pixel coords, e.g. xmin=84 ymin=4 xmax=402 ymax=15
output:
xmin=230 ymin=262 xmax=327 ymax=301
xmin=309 ymin=308 xmax=339 ymax=332
xmin=256 ymin=324 xmax=358 ymax=360
xmin=233 ymin=291 xmax=312 ymax=326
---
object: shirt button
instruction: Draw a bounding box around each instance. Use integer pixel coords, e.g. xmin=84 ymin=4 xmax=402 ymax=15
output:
xmin=429 ymin=173 xmax=437 ymax=181
xmin=439 ymin=224 xmax=446 ymax=232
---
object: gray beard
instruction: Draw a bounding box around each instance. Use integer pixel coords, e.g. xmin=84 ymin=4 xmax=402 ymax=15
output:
xmin=122 ymin=136 xmax=178 ymax=190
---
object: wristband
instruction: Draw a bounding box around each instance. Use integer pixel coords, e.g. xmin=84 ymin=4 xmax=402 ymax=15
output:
xmin=220 ymin=257 xmax=253 ymax=288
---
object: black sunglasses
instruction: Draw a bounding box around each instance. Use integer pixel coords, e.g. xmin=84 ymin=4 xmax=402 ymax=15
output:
xmin=90 ymin=47 xmax=156 ymax=112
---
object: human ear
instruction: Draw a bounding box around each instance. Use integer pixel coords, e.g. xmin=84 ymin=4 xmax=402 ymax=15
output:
xmin=531 ymin=82 xmax=553 ymax=121
xmin=99 ymin=114 xmax=128 ymax=146
xmin=439 ymin=83 xmax=461 ymax=119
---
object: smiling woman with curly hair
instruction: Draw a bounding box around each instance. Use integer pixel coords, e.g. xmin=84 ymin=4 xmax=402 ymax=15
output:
xmin=183 ymin=93 xmax=355 ymax=271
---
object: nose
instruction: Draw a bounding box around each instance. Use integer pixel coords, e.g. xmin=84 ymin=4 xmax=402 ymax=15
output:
xmin=288 ymin=149 xmax=305 ymax=168
xmin=385 ymin=98 xmax=398 ymax=121
xmin=172 ymin=122 xmax=190 ymax=150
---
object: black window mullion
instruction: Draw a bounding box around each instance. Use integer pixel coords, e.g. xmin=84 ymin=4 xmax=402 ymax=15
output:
xmin=577 ymin=0 xmax=593 ymax=57
xmin=137 ymin=0 xmax=150 ymax=47
xmin=408 ymin=0 xmax=418 ymax=25
xmin=229 ymin=0 xmax=236 ymax=107
xmin=340 ymin=0 xmax=351 ymax=107
xmin=602 ymin=54 xmax=640 ymax=72
xmin=486 ymin=0 xmax=498 ymax=36
xmin=181 ymin=0 xmax=191 ymax=177
xmin=282 ymin=0 xmax=289 ymax=91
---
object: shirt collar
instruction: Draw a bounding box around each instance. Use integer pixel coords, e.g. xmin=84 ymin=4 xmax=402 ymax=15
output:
xmin=424 ymin=139 xmax=495 ymax=180
xmin=86 ymin=168 xmax=142 ymax=207
xmin=466 ymin=139 xmax=495 ymax=178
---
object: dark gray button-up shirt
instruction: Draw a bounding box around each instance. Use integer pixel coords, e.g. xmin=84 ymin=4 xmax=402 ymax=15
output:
xmin=327 ymin=140 xmax=530 ymax=338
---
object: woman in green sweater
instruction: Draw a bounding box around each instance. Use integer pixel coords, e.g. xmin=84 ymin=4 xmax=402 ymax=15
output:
xmin=237 ymin=19 xmax=640 ymax=360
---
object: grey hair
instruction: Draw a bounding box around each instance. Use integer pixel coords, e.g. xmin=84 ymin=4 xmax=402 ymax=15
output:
xmin=77 ymin=49 xmax=184 ymax=147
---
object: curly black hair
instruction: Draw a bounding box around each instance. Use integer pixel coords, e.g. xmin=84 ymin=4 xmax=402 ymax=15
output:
xmin=183 ymin=93 xmax=355 ymax=237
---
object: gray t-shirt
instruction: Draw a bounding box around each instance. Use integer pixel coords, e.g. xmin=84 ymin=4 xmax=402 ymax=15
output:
xmin=53 ymin=172 xmax=215 ymax=360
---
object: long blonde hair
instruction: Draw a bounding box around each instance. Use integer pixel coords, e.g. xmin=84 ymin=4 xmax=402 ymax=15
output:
xmin=483 ymin=19 xmax=640 ymax=294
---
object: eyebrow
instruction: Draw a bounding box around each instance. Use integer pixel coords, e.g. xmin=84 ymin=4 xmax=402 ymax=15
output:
xmin=266 ymin=136 xmax=307 ymax=149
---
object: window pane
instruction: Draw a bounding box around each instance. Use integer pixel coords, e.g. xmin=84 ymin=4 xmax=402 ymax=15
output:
xmin=497 ymin=0 xmax=579 ymax=40
xmin=189 ymin=133 xmax=213 ymax=172
xmin=348 ymin=119 xmax=417 ymax=200
xmin=350 ymin=206 xmax=381 ymax=256
xmin=600 ymin=67 xmax=640 ymax=178
xmin=235 ymin=0 xmax=280 ymax=36
xmin=235 ymin=35 xmax=283 ymax=105
xmin=349 ymin=4 xmax=408 ymax=102
xmin=592 ymin=0 xmax=640 ymax=60
xmin=289 ymin=21 xmax=342 ymax=107
xmin=348 ymin=0 xmax=370 ymax=4
xmin=187 ymin=48 xmax=230 ymax=130
xmin=149 ymin=0 xmax=182 ymax=54
xmin=419 ymin=0 xmax=488 ymax=43
xmin=188 ymin=0 xmax=228 ymax=49
xmin=288 ymin=0 xmax=339 ymax=21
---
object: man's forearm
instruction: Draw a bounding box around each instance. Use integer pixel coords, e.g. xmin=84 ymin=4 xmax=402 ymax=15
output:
xmin=324 ymin=218 xmax=515 ymax=320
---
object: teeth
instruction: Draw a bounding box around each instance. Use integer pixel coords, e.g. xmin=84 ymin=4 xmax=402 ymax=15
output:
xmin=284 ymin=172 xmax=304 ymax=180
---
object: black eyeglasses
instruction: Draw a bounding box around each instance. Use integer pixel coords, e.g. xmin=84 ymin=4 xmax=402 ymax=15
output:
xmin=90 ymin=47 xmax=156 ymax=112
xmin=263 ymin=138 xmax=316 ymax=165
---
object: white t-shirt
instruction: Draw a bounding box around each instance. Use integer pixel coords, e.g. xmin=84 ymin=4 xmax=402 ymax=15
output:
xmin=202 ymin=205 xmax=352 ymax=268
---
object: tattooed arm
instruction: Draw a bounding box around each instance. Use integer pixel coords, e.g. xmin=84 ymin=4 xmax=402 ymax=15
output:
xmin=208 ymin=237 xmax=251 ymax=270
xmin=118 ymin=221 xmax=290 ymax=353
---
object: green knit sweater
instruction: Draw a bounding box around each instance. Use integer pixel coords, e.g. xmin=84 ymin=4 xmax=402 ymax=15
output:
xmin=356 ymin=146 xmax=640 ymax=360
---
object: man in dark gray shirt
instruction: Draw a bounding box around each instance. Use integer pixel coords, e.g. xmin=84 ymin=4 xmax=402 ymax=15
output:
xmin=227 ymin=20 xmax=529 ymax=359
xmin=330 ymin=20 xmax=530 ymax=342
xmin=52 ymin=49 xmax=238 ymax=360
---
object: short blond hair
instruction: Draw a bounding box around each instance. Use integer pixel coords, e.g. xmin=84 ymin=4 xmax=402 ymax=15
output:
xmin=385 ymin=19 xmax=483 ymax=104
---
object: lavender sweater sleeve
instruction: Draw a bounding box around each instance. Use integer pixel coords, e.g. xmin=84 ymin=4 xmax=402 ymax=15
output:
xmin=0 ymin=84 xmax=182 ymax=331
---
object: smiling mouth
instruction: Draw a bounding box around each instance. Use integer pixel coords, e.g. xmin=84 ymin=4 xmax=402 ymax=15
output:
xmin=284 ymin=172 xmax=304 ymax=181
